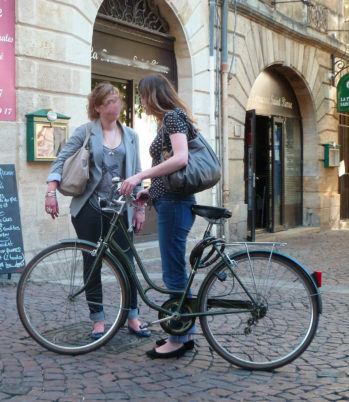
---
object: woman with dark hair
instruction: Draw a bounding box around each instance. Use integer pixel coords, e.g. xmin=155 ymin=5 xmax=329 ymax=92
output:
xmin=120 ymin=74 xmax=196 ymax=359
xmin=45 ymin=82 xmax=151 ymax=339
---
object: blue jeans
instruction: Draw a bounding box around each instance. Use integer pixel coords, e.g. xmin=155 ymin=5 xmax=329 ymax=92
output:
xmin=153 ymin=193 xmax=196 ymax=343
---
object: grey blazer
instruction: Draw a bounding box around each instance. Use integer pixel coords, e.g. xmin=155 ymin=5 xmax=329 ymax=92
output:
xmin=47 ymin=119 xmax=143 ymax=226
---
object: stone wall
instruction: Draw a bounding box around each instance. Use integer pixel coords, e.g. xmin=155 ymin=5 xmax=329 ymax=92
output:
xmin=10 ymin=0 xmax=214 ymax=255
xmin=1 ymin=0 xmax=346 ymax=258
xmin=225 ymin=3 xmax=342 ymax=238
xmin=14 ymin=0 xmax=99 ymax=257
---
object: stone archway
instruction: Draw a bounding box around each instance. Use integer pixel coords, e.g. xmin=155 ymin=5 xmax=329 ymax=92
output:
xmin=227 ymin=17 xmax=329 ymax=235
xmin=267 ymin=64 xmax=320 ymax=226
xmin=90 ymin=0 xmax=195 ymax=109
xmin=246 ymin=66 xmax=306 ymax=233
xmin=88 ymin=0 xmax=198 ymax=241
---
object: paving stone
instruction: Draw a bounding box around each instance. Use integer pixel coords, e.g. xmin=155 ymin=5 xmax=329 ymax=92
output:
xmin=1 ymin=229 xmax=349 ymax=400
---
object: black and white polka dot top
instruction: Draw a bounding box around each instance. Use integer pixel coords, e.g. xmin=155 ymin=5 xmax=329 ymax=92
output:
xmin=149 ymin=108 xmax=193 ymax=200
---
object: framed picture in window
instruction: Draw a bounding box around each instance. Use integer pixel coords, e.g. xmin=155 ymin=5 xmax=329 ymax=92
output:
xmin=26 ymin=109 xmax=70 ymax=162
xmin=34 ymin=124 xmax=68 ymax=161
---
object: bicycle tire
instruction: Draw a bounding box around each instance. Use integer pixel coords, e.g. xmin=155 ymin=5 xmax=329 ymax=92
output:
xmin=198 ymin=251 xmax=320 ymax=370
xmin=17 ymin=241 xmax=129 ymax=355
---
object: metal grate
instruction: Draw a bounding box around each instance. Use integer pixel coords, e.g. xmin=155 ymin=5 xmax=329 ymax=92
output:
xmin=98 ymin=0 xmax=169 ymax=33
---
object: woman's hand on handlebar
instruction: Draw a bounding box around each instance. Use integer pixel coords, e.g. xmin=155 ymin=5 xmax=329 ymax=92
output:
xmin=119 ymin=173 xmax=143 ymax=197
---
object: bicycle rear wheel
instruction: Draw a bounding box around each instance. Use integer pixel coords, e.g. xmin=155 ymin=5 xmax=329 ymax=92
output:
xmin=17 ymin=241 xmax=129 ymax=355
xmin=198 ymin=251 xmax=320 ymax=370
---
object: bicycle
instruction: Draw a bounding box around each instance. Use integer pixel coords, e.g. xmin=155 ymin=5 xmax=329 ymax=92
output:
xmin=17 ymin=178 xmax=322 ymax=370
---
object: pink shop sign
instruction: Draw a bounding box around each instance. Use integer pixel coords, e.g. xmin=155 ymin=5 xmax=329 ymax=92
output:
xmin=0 ymin=0 xmax=16 ymax=121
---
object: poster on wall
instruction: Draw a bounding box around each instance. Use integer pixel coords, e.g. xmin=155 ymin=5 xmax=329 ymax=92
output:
xmin=0 ymin=0 xmax=16 ymax=121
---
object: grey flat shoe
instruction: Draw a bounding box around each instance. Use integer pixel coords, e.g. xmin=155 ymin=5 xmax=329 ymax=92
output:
xmin=128 ymin=325 xmax=151 ymax=337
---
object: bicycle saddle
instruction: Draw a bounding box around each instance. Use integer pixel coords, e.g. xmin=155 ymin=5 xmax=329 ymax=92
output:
xmin=192 ymin=205 xmax=232 ymax=219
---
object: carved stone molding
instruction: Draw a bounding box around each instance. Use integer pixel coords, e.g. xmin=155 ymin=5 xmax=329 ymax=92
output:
xmin=98 ymin=0 xmax=169 ymax=33
xmin=307 ymin=3 xmax=328 ymax=33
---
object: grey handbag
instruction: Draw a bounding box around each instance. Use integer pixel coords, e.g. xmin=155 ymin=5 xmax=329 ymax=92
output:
xmin=57 ymin=125 xmax=91 ymax=197
xmin=161 ymin=117 xmax=221 ymax=194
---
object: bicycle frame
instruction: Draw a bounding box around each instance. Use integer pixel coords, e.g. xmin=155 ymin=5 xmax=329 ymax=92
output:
xmin=69 ymin=205 xmax=198 ymax=317
xmin=69 ymin=202 xmax=264 ymax=321
xmin=68 ymin=177 xmax=320 ymax=324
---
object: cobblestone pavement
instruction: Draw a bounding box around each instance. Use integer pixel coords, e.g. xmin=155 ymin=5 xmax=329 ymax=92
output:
xmin=0 ymin=229 xmax=348 ymax=401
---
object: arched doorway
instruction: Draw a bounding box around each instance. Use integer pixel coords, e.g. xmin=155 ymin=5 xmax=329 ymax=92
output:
xmin=91 ymin=0 xmax=178 ymax=241
xmin=245 ymin=67 xmax=303 ymax=239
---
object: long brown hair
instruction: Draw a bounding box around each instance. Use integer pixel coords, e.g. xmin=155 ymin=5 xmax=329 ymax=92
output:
xmin=138 ymin=74 xmax=196 ymax=125
xmin=87 ymin=82 xmax=121 ymax=120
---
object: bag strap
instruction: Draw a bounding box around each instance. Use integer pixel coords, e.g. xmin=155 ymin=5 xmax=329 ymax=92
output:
xmin=161 ymin=128 xmax=168 ymax=151
xmin=161 ymin=110 xmax=195 ymax=151
xmin=82 ymin=124 xmax=91 ymax=150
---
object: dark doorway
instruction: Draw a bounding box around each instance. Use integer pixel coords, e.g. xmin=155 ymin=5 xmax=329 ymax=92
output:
xmin=91 ymin=1 xmax=177 ymax=242
xmin=246 ymin=68 xmax=303 ymax=238
xmin=339 ymin=114 xmax=349 ymax=219
xmin=246 ymin=114 xmax=302 ymax=238
xmin=91 ymin=76 xmax=158 ymax=242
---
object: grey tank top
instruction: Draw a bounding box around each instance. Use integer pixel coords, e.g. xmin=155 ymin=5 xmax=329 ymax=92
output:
xmin=91 ymin=140 xmax=126 ymax=205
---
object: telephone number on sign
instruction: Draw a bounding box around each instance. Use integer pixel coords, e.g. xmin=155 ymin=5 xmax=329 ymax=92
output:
xmin=0 ymin=108 xmax=13 ymax=115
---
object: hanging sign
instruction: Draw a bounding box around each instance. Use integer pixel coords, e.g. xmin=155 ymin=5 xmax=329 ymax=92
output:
xmin=0 ymin=0 xmax=16 ymax=121
xmin=337 ymin=73 xmax=349 ymax=113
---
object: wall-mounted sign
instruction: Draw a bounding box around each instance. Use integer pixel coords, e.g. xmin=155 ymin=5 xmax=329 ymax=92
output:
xmin=337 ymin=73 xmax=349 ymax=113
xmin=0 ymin=0 xmax=16 ymax=121
xmin=26 ymin=110 xmax=70 ymax=162
xmin=92 ymin=20 xmax=176 ymax=85
xmin=323 ymin=142 xmax=341 ymax=168
xmin=246 ymin=70 xmax=300 ymax=118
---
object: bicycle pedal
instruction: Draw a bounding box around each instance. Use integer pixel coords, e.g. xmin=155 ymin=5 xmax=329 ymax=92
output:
xmin=140 ymin=322 xmax=151 ymax=329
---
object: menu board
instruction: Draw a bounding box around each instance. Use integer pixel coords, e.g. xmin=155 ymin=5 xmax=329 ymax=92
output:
xmin=0 ymin=164 xmax=25 ymax=274
xmin=0 ymin=0 xmax=16 ymax=121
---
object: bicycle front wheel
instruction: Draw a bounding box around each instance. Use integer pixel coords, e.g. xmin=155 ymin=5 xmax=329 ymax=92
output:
xmin=17 ymin=241 xmax=129 ymax=355
xmin=198 ymin=251 xmax=320 ymax=370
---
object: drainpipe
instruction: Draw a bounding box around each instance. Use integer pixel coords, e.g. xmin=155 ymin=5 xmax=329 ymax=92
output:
xmin=221 ymin=0 xmax=230 ymax=239
xmin=209 ymin=0 xmax=216 ymax=209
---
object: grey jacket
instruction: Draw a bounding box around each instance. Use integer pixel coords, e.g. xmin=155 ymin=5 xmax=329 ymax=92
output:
xmin=47 ymin=119 xmax=143 ymax=226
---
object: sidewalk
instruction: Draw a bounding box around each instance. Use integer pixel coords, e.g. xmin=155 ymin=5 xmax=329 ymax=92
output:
xmin=0 ymin=229 xmax=348 ymax=401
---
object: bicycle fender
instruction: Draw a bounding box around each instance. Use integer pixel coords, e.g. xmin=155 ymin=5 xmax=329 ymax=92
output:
xmin=230 ymin=249 xmax=323 ymax=314
xmin=58 ymin=239 xmax=131 ymax=306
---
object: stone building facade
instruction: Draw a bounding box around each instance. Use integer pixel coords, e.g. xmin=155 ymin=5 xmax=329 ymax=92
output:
xmin=1 ymin=0 xmax=348 ymax=257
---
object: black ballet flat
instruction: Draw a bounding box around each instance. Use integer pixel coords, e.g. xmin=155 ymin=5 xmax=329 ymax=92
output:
xmin=156 ymin=338 xmax=195 ymax=350
xmin=146 ymin=344 xmax=186 ymax=359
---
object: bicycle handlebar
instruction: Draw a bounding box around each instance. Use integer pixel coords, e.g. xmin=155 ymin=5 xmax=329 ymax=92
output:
xmin=100 ymin=177 xmax=143 ymax=214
